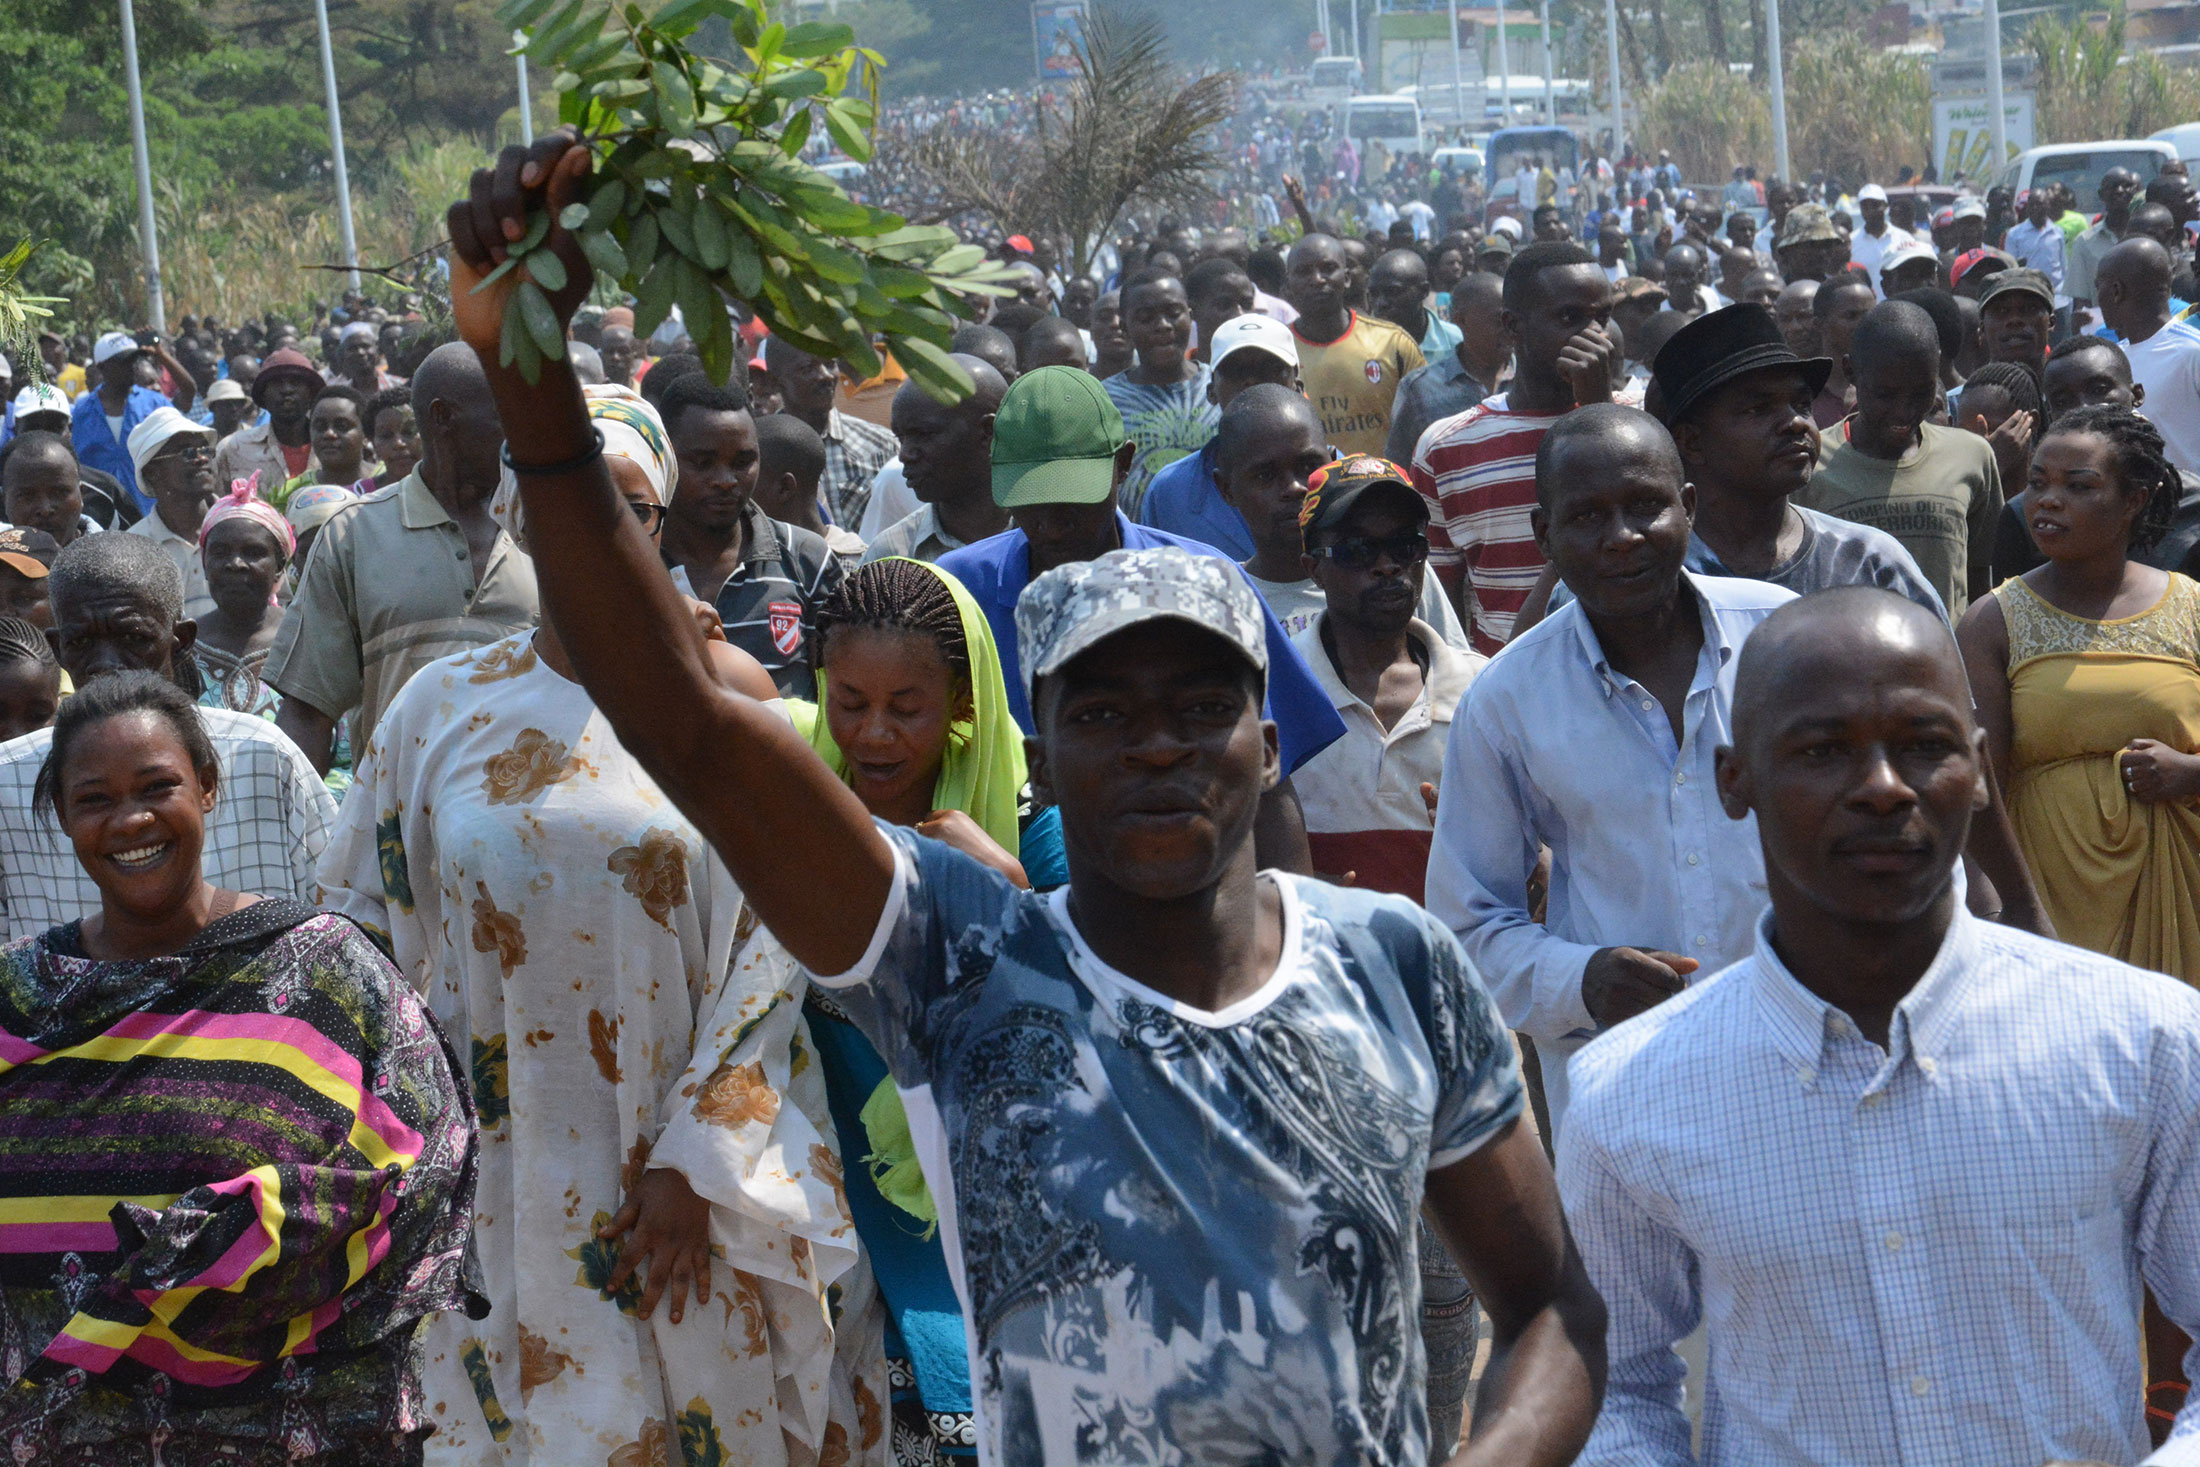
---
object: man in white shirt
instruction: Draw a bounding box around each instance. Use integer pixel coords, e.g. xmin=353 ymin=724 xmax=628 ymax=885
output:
xmin=1559 ymin=586 xmax=2200 ymax=1467
xmin=2002 ymin=186 xmax=2070 ymax=306
xmin=1847 ymin=183 xmax=1916 ymax=296
xmin=2099 ymin=236 xmax=2200 ymax=475
xmin=123 ymin=407 xmax=218 ymax=621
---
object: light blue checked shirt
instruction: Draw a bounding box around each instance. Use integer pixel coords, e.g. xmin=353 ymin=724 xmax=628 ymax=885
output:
xmin=1425 ymin=571 xmax=1795 ymax=1131
xmin=1559 ymin=906 xmax=2200 ymax=1466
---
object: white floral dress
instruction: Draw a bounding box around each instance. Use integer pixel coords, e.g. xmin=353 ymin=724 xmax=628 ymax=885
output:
xmin=317 ymin=633 xmax=888 ymax=1467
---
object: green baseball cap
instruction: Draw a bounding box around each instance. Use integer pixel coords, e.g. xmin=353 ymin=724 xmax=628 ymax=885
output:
xmin=990 ymin=365 xmax=1128 ymax=508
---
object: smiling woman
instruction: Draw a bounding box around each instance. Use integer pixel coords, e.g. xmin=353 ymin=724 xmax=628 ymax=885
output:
xmin=0 ymin=670 xmax=484 ymax=1462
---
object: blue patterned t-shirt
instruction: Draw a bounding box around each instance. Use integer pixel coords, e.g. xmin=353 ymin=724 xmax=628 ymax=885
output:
xmin=817 ymin=822 xmax=1526 ymax=1467
xmin=1102 ymin=365 xmax=1220 ymax=519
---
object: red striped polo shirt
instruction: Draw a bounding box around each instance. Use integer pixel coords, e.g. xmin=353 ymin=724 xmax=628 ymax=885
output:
xmin=1409 ymin=393 xmax=1565 ymax=655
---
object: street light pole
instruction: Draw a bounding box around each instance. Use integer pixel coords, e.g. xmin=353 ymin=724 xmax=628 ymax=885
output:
xmin=514 ymin=32 xmax=534 ymax=145
xmin=312 ymin=0 xmax=361 ymax=293
xmin=1983 ymin=0 xmax=2007 ymax=174
xmin=1539 ymin=0 xmax=1555 ymax=124
xmin=1604 ymin=0 xmax=1624 ymax=154
xmin=117 ymin=0 xmax=165 ymax=328
xmin=1765 ymin=0 xmax=1791 ymax=184
xmin=1449 ymin=0 xmax=1466 ymax=126
xmin=1495 ymin=0 xmax=1511 ymax=115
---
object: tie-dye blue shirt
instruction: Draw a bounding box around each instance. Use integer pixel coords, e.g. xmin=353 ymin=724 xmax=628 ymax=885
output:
xmin=1101 ymin=365 xmax=1220 ymax=519
xmin=816 ymin=822 xmax=1525 ymax=1466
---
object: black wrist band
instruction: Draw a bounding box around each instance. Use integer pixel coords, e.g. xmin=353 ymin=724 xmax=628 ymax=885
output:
xmin=501 ymin=428 xmax=604 ymax=477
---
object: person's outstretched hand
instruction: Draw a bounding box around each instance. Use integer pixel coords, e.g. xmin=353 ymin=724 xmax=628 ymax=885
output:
xmin=445 ymin=129 xmax=596 ymax=375
xmin=600 ymin=1166 xmax=714 ymax=1324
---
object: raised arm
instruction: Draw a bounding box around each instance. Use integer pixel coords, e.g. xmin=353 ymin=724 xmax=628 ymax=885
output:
xmin=445 ymin=133 xmax=892 ymax=974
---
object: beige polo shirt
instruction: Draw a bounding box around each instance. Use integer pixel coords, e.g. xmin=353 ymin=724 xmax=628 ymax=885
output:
xmin=212 ymin=419 xmax=320 ymax=499
xmin=264 ymin=470 xmax=538 ymax=753
xmin=127 ymin=507 xmax=215 ymax=622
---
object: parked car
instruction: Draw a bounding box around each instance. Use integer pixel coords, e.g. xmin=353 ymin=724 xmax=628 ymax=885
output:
xmin=2000 ymin=140 xmax=2177 ymax=204
xmin=1483 ymin=125 xmax=1580 ymax=224
xmin=1429 ymin=145 xmax=1485 ymax=180
xmin=2152 ymin=122 xmax=2200 ymax=170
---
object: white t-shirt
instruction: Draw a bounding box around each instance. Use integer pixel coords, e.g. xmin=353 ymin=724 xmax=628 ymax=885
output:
xmin=1849 ymin=223 xmax=1916 ymax=297
xmin=2126 ymin=318 xmax=2200 ymax=477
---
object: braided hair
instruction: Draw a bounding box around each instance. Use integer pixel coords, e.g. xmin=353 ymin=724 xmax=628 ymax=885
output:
xmin=2043 ymin=403 xmax=2183 ymax=554
xmin=1961 ymin=360 xmax=2042 ymax=420
xmin=812 ymin=559 xmax=970 ymax=687
xmin=0 ymin=617 xmax=56 ymax=671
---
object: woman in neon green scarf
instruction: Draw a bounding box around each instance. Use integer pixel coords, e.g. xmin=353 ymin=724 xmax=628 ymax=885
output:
xmin=787 ymin=555 xmax=1056 ymax=1465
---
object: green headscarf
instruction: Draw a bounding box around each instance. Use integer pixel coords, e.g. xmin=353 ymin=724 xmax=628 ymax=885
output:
xmin=798 ymin=557 xmax=1026 ymax=852
xmin=795 ymin=557 xmax=1025 ymax=1227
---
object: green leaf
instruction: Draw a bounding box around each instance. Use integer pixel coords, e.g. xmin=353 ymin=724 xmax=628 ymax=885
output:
xmin=867 ymin=224 xmax=960 ymax=263
xmin=754 ymin=19 xmax=784 ymax=64
xmin=584 ymin=178 xmax=627 ymax=230
xmin=779 ymin=187 xmax=871 ymax=233
xmin=675 ymin=260 xmax=723 ymax=351
xmin=631 ymin=147 xmax=681 ymax=180
xmin=780 ymin=105 xmax=813 ymax=158
xmin=517 ymin=207 xmax=553 ymax=256
xmin=514 ymin=308 xmax=545 ymax=382
xmin=580 ymin=228 xmax=630 ymax=281
xmin=565 ymin=31 xmax=631 ymax=72
xmin=632 ymin=256 xmax=679 ymax=338
xmin=930 ymin=243 xmax=986 ymax=275
xmin=625 ymin=211 xmax=659 ymax=276
xmin=761 ymin=70 xmax=828 ymax=102
xmin=559 ymin=202 xmax=591 ymax=231
xmin=525 ymin=247 xmax=568 ymax=293
xmin=518 ymin=281 xmax=568 ymax=362
xmin=523 ymin=0 xmax=587 ymax=57
xmin=725 ymin=0 xmax=759 ymax=46
xmin=469 ymin=253 xmax=523 ymax=295
xmin=499 ymin=0 xmax=561 ymax=30
xmin=805 ymin=239 xmax=864 ymax=285
xmin=724 ymin=198 xmax=809 ymax=263
xmin=658 ymin=205 xmax=698 ymax=261
xmin=544 ymin=7 xmax=606 ymax=65
xmin=822 ymin=101 xmax=871 ymax=163
xmin=778 ymin=20 xmax=853 ymax=57
xmin=691 ymin=200 xmax=729 ymax=270
xmin=649 ymin=0 xmax=717 ymax=36
xmin=652 ymin=60 xmax=696 ymax=131
xmin=499 ymin=295 xmax=525 ymax=368
xmin=894 ymin=333 xmax=975 ymax=404
xmin=723 ymin=226 xmax=763 ymax=299
xmin=594 ymin=76 xmax=652 ymax=101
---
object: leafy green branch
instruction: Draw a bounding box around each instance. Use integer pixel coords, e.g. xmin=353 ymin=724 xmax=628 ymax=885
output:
xmin=0 ymin=241 xmax=68 ymax=385
xmin=486 ymin=0 xmax=1018 ymax=399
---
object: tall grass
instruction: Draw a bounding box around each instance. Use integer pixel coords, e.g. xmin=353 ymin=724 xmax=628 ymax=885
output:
xmin=2030 ymin=12 xmax=2200 ymax=144
xmin=1637 ymin=34 xmax=1928 ymax=184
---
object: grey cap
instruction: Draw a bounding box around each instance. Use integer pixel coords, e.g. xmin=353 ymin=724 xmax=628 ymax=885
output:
xmin=1015 ymin=546 xmax=1267 ymax=705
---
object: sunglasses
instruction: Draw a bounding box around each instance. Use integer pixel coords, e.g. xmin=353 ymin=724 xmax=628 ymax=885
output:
xmin=627 ymin=499 xmax=666 ymax=532
xmin=1309 ymin=532 xmax=1429 ymax=569
xmin=157 ymin=440 xmax=214 ymax=463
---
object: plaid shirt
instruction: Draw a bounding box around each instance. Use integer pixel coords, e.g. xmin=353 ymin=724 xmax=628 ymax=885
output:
xmin=1561 ymin=907 xmax=2200 ymax=1467
xmin=819 ymin=408 xmax=898 ymax=529
xmin=0 ymin=706 xmax=338 ymax=939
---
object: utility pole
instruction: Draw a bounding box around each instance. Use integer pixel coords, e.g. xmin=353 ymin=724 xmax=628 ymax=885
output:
xmin=118 ymin=0 xmax=166 ymax=328
xmin=515 ymin=32 xmax=534 ymax=145
xmin=1539 ymin=0 xmax=1555 ymax=123
xmin=1495 ymin=0 xmax=1512 ymax=116
xmin=1604 ymin=0 xmax=1624 ymax=154
xmin=1449 ymin=0 xmax=1465 ymax=125
xmin=313 ymin=0 xmax=361 ymax=292
xmin=1766 ymin=0 xmax=1791 ymax=184
xmin=1983 ymin=0 xmax=2008 ymax=172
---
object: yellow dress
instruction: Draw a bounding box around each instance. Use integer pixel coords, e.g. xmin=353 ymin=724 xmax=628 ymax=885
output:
xmin=2002 ymin=572 xmax=2200 ymax=981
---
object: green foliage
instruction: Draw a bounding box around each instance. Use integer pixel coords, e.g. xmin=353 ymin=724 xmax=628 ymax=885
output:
xmin=0 ymin=242 xmax=68 ymax=380
xmin=2030 ymin=10 xmax=2200 ymax=145
xmin=495 ymin=0 xmax=1016 ymax=398
xmin=1634 ymin=33 xmax=1928 ymax=183
xmin=1638 ymin=62 xmax=1770 ymax=185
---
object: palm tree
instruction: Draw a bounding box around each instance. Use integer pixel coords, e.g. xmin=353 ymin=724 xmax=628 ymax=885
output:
xmin=887 ymin=4 xmax=1235 ymax=278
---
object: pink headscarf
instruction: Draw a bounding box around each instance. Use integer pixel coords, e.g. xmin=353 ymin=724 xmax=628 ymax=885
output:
xmin=198 ymin=473 xmax=297 ymax=559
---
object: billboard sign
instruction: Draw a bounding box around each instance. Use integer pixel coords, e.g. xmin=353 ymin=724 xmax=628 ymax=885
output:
xmin=1034 ymin=1 xmax=1087 ymax=81
xmin=1933 ymin=93 xmax=2034 ymax=181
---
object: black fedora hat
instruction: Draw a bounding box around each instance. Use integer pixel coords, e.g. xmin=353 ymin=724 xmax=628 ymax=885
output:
xmin=1649 ymin=303 xmax=1833 ymax=428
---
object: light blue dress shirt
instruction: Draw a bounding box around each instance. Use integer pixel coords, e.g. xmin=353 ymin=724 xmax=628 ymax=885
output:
xmin=1559 ymin=906 xmax=2200 ymax=1467
xmin=1425 ymin=570 xmax=1794 ymax=1128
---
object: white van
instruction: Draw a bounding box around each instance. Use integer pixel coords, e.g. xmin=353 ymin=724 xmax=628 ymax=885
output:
xmin=1344 ymin=94 xmax=1424 ymax=161
xmin=1310 ymin=56 xmax=1363 ymax=103
xmin=2153 ymin=122 xmax=2200 ymax=169
xmin=2000 ymin=140 xmax=2176 ymax=202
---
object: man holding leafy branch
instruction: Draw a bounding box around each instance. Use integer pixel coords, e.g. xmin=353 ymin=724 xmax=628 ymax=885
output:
xmin=445 ymin=127 xmax=1606 ymax=1467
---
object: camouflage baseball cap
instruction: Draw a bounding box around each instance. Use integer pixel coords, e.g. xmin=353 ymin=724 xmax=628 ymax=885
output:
xmin=1777 ymin=202 xmax=1843 ymax=247
xmin=1014 ymin=546 xmax=1267 ymax=706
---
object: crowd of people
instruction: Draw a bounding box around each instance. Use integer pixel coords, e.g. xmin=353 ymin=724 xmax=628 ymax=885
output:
xmin=3 ymin=90 xmax=2200 ymax=1467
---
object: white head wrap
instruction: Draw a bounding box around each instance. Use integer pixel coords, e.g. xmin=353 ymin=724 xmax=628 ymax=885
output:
xmin=490 ymin=383 xmax=678 ymax=543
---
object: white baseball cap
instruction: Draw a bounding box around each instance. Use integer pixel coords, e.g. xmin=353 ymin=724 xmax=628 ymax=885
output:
xmin=204 ymin=377 xmax=250 ymax=405
xmin=1209 ymin=314 xmax=1299 ymax=375
xmin=1858 ymin=183 xmax=1889 ymax=203
xmin=1491 ymin=215 xmax=1525 ymax=241
xmin=1880 ymin=239 xmax=1940 ymax=277
xmin=126 ymin=405 xmax=214 ymax=477
xmin=10 ymin=383 xmax=69 ymax=421
xmin=92 ymin=330 xmax=143 ymax=366
xmin=1953 ymin=197 xmax=1988 ymax=221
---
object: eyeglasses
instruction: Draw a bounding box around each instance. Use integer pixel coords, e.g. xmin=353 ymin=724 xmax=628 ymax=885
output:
xmin=627 ymin=499 xmax=666 ymax=532
xmin=1308 ymin=532 xmax=1429 ymax=569
xmin=158 ymin=441 xmax=214 ymax=463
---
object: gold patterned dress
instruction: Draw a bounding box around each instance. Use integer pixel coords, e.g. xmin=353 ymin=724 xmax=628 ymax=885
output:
xmin=1999 ymin=572 xmax=2200 ymax=981
xmin=317 ymin=632 xmax=888 ymax=1466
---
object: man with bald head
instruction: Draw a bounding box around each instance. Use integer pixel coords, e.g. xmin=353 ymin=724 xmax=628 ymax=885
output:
xmin=2098 ymin=235 xmax=2200 ymax=475
xmin=268 ymin=342 xmax=540 ymax=772
xmin=1285 ymin=233 xmax=1425 ymax=457
xmin=1019 ymin=315 xmax=1089 ymax=373
xmin=1560 ymin=585 xmax=2200 ymax=1467
xmin=1661 ymin=242 xmax=1721 ymax=317
xmin=761 ymin=334 xmax=896 ymax=528
xmin=1386 ymin=271 xmax=1513 ymax=465
xmin=863 ymin=355 xmax=1010 ymax=565
xmin=1367 ymin=248 xmax=1461 ymax=363
xmin=1428 ymin=403 xmax=1795 ymax=1132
